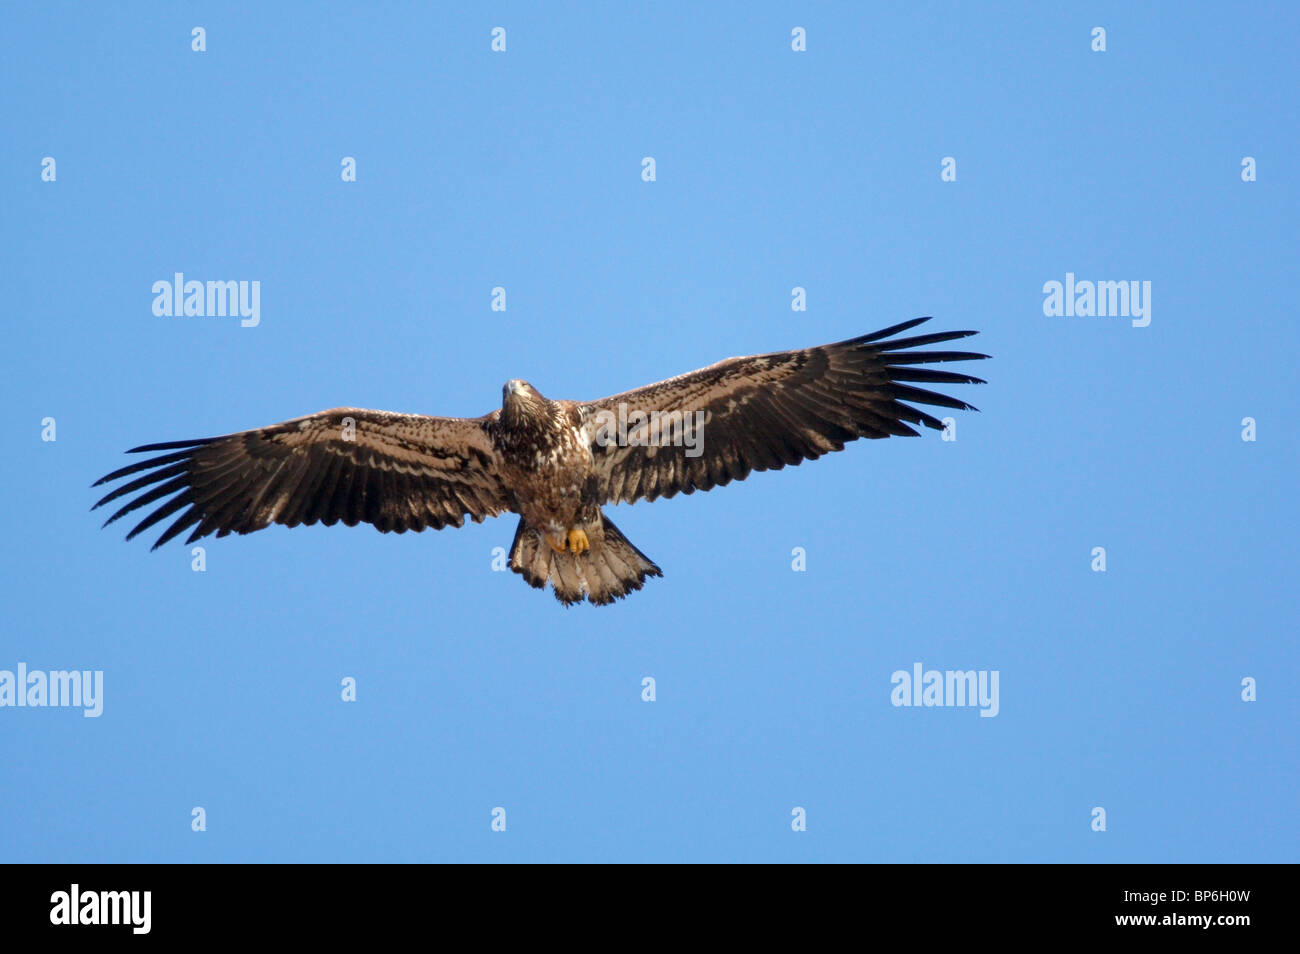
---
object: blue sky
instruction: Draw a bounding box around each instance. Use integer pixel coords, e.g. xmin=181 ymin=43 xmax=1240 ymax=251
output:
xmin=2 ymin=2 xmax=1296 ymax=862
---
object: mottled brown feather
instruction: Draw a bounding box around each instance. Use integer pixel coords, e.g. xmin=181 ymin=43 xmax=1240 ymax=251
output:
xmin=582 ymin=318 xmax=987 ymax=506
xmin=93 ymin=408 xmax=510 ymax=549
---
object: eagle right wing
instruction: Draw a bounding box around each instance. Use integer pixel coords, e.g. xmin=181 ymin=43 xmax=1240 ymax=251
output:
xmin=93 ymin=408 xmax=510 ymax=549
xmin=582 ymin=318 xmax=988 ymax=505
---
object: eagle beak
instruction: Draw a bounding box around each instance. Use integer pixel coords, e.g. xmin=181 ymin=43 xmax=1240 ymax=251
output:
xmin=507 ymin=380 xmax=526 ymax=396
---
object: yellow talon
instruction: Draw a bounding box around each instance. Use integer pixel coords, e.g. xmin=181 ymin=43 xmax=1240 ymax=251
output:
xmin=567 ymin=528 xmax=590 ymax=555
xmin=545 ymin=532 xmax=567 ymax=554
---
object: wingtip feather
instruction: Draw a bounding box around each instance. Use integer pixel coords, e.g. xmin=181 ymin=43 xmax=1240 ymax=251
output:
xmin=126 ymin=438 xmax=213 ymax=454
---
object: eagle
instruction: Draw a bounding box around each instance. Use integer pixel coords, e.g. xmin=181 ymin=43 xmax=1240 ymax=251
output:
xmin=93 ymin=318 xmax=987 ymax=605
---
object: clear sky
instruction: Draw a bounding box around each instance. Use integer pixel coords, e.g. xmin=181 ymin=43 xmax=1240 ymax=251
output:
xmin=2 ymin=2 xmax=1296 ymax=862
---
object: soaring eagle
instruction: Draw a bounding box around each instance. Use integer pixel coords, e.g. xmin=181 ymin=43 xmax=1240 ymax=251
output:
xmin=94 ymin=318 xmax=987 ymax=605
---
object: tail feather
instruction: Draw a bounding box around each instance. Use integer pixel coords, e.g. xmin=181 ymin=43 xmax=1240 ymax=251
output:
xmin=589 ymin=549 xmax=623 ymax=594
xmin=509 ymin=514 xmax=663 ymax=606
xmin=553 ymin=546 xmax=585 ymax=601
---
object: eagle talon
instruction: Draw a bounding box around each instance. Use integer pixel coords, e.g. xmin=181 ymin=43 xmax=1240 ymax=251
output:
xmin=545 ymin=532 xmax=567 ymax=554
xmin=567 ymin=528 xmax=589 ymax=555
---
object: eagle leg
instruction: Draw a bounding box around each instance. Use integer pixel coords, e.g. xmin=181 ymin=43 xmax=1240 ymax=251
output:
xmin=567 ymin=527 xmax=590 ymax=555
xmin=544 ymin=531 xmax=568 ymax=554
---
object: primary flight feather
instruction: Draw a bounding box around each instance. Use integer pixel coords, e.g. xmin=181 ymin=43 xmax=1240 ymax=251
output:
xmin=93 ymin=318 xmax=988 ymax=605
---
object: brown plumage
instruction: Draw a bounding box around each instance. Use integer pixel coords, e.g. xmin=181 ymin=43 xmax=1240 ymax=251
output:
xmin=93 ymin=318 xmax=988 ymax=605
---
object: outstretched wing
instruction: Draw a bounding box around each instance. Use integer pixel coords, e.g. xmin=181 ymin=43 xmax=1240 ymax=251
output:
xmin=93 ymin=408 xmax=510 ymax=549
xmin=583 ymin=317 xmax=988 ymax=505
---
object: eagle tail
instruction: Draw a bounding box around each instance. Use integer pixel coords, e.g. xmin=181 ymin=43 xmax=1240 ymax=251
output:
xmin=509 ymin=514 xmax=662 ymax=607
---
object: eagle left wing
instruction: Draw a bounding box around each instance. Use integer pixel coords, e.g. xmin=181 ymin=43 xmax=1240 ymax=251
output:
xmin=93 ymin=408 xmax=510 ymax=549
xmin=581 ymin=318 xmax=988 ymax=505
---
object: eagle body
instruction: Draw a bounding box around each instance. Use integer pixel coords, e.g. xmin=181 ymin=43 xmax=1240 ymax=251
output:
xmin=94 ymin=319 xmax=988 ymax=605
xmin=491 ymin=385 xmax=598 ymax=543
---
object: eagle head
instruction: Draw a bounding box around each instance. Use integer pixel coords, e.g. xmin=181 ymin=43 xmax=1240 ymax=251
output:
xmin=501 ymin=379 xmax=549 ymax=426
